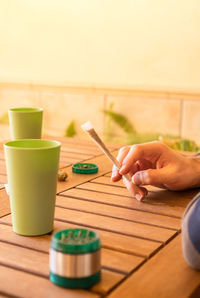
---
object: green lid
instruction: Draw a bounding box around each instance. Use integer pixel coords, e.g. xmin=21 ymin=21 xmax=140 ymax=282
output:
xmin=51 ymin=228 xmax=101 ymax=254
xmin=50 ymin=271 xmax=101 ymax=289
xmin=72 ymin=163 xmax=98 ymax=174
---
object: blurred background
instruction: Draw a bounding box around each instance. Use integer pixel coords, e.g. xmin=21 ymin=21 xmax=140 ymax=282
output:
xmin=0 ymin=0 xmax=200 ymax=150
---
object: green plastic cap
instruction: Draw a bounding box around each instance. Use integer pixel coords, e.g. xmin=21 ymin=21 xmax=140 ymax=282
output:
xmin=49 ymin=271 xmax=101 ymax=289
xmin=72 ymin=163 xmax=98 ymax=174
xmin=51 ymin=228 xmax=101 ymax=254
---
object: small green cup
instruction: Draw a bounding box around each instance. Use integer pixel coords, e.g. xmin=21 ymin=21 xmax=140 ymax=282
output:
xmin=4 ymin=139 xmax=60 ymax=236
xmin=8 ymin=107 xmax=43 ymax=140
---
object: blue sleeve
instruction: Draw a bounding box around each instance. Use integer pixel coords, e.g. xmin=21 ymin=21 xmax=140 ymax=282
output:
xmin=182 ymin=193 xmax=200 ymax=270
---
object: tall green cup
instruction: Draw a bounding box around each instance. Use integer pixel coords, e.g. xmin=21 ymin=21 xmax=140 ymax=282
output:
xmin=4 ymin=139 xmax=60 ymax=236
xmin=8 ymin=107 xmax=43 ymax=140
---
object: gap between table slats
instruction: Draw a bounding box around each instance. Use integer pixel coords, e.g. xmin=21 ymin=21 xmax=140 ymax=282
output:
xmin=0 ymin=215 xmax=162 ymax=258
xmin=0 ymin=226 xmax=125 ymax=296
xmin=59 ymin=187 xmax=183 ymax=219
xmin=74 ymin=181 xmax=198 ymax=218
xmin=56 ymin=154 xmax=117 ymax=193
xmin=57 ymin=194 xmax=180 ymax=230
xmin=0 ymin=189 xmax=10 ymax=218
xmin=106 ymin=234 xmax=200 ymax=298
xmin=0 ymin=264 xmax=99 ymax=298
xmin=0 ymin=223 xmax=144 ymax=275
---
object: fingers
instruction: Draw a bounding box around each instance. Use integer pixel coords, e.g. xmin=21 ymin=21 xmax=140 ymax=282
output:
xmin=122 ymin=176 xmax=148 ymax=201
xmin=119 ymin=141 xmax=166 ymax=175
xmin=132 ymin=168 xmax=167 ymax=187
xmin=111 ymin=146 xmax=130 ymax=181
xmin=136 ymin=159 xmax=154 ymax=170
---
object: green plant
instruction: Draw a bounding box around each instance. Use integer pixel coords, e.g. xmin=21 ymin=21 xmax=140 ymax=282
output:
xmin=159 ymin=137 xmax=200 ymax=152
xmin=103 ymin=103 xmax=200 ymax=152
xmin=103 ymin=103 xmax=136 ymax=135
xmin=64 ymin=120 xmax=76 ymax=137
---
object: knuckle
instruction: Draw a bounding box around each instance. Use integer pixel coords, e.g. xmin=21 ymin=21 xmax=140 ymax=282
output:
xmin=157 ymin=140 xmax=168 ymax=149
xmin=131 ymin=144 xmax=141 ymax=154
xmin=119 ymin=146 xmax=129 ymax=154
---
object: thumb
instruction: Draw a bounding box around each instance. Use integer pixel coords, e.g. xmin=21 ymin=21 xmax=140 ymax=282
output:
xmin=132 ymin=168 xmax=167 ymax=186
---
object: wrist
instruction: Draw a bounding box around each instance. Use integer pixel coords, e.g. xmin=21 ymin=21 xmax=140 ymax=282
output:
xmin=187 ymin=156 xmax=200 ymax=188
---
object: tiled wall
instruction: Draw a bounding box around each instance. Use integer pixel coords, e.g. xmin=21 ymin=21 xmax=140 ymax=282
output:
xmin=0 ymin=83 xmax=200 ymax=144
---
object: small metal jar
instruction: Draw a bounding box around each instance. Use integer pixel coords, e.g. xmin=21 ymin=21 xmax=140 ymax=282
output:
xmin=49 ymin=228 xmax=101 ymax=288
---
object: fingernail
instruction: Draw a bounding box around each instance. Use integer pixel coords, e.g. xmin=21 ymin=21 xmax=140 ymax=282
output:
xmin=135 ymin=194 xmax=142 ymax=201
xmin=119 ymin=165 xmax=126 ymax=174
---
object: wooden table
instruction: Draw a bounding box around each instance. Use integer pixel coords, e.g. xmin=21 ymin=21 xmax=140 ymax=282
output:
xmin=0 ymin=136 xmax=200 ymax=298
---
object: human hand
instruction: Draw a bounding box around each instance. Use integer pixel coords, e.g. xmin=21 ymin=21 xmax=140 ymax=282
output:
xmin=111 ymin=141 xmax=200 ymax=201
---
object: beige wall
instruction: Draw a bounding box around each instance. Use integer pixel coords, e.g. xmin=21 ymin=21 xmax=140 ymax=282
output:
xmin=1 ymin=83 xmax=200 ymax=145
xmin=0 ymin=0 xmax=200 ymax=91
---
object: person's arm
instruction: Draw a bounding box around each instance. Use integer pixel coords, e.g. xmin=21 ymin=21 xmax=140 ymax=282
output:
xmin=111 ymin=141 xmax=200 ymax=269
xmin=182 ymin=193 xmax=200 ymax=270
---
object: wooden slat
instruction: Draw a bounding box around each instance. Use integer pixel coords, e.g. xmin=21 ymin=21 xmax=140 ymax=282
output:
xmin=0 ymin=189 xmax=10 ymax=218
xmin=0 ymin=265 xmax=99 ymax=298
xmin=0 ymin=160 xmax=6 ymax=166
xmin=94 ymin=176 xmax=172 ymax=191
xmin=100 ymin=175 xmax=200 ymax=204
xmin=60 ymin=150 xmax=94 ymax=160
xmin=60 ymin=188 xmax=185 ymax=218
xmin=0 ymin=217 xmax=161 ymax=258
xmin=0 ymin=294 xmax=8 ymax=298
xmin=59 ymin=158 xmax=95 ymax=167
xmin=0 ymin=149 xmax=4 ymax=160
xmin=0 ymin=150 xmax=90 ymax=164
xmin=94 ymin=176 xmax=124 ymax=187
xmin=44 ymin=136 xmax=109 ymax=154
xmin=61 ymin=145 xmax=102 ymax=156
xmin=60 ymin=149 xmax=92 ymax=166
xmin=92 ymin=270 xmax=123 ymax=295
xmin=102 ymin=247 xmax=144 ymax=273
xmin=61 ymin=148 xmax=95 ymax=157
xmin=56 ymin=153 xmax=115 ymax=193
xmin=0 ymin=240 xmax=124 ymax=295
xmin=56 ymin=195 xmax=180 ymax=230
xmin=108 ymin=235 xmax=200 ymax=298
xmin=0 ymin=168 xmax=6 ymax=175
xmin=76 ymin=181 xmax=150 ymax=198
xmin=190 ymin=286 xmax=200 ymax=298
xmin=94 ymin=175 xmax=200 ymax=196
xmin=0 ymin=224 xmax=144 ymax=274
xmin=0 ymin=175 xmax=7 ymax=184
xmin=104 ymin=172 xmax=114 ymax=177
xmin=89 ymin=178 xmax=197 ymax=207
xmin=53 ymin=207 xmax=176 ymax=243
xmin=45 ymin=135 xmax=100 ymax=147
xmin=76 ymin=182 xmax=198 ymax=217
xmin=59 ymin=162 xmax=71 ymax=168
xmin=60 ymin=156 xmax=82 ymax=164
xmin=44 ymin=135 xmax=119 ymax=150
xmin=0 ymin=241 xmax=50 ymax=277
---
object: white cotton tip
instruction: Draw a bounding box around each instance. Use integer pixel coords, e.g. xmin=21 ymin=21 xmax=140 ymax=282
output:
xmin=81 ymin=121 xmax=93 ymax=132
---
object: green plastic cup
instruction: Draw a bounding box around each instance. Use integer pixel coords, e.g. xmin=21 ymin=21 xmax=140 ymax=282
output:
xmin=8 ymin=107 xmax=43 ymax=140
xmin=4 ymin=139 xmax=60 ymax=236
